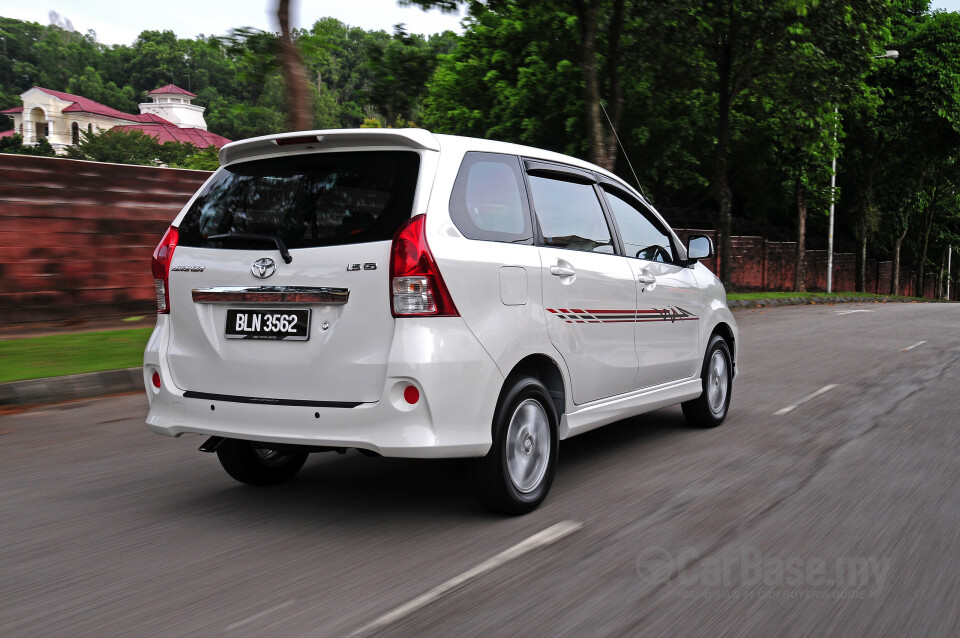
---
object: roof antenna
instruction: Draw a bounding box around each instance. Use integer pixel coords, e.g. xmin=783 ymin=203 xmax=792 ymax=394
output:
xmin=599 ymin=100 xmax=647 ymax=200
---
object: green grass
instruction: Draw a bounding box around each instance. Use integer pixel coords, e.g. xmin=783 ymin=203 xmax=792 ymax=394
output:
xmin=0 ymin=327 xmax=153 ymax=384
xmin=726 ymin=291 xmax=921 ymax=301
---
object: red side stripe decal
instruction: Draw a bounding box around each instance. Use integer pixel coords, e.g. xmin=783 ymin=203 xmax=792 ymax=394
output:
xmin=547 ymin=306 xmax=699 ymax=323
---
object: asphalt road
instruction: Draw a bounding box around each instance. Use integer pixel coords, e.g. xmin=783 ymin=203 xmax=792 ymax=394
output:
xmin=2 ymin=302 xmax=960 ymax=637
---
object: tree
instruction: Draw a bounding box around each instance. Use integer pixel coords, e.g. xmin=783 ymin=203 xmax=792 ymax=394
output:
xmin=655 ymin=1 xmax=796 ymax=283
xmin=66 ymin=66 xmax=138 ymax=113
xmin=757 ymin=0 xmax=890 ymax=291
xmin=420 ymin=1 xmax=588 ymax=157
xmin=126 ymin=30 xmax=189 ymax=92
xmin=875 ymin=8 xmax=960 ymax=294
xmin=408 ymin=0 xmax=630 ymax=170
xmin=174 ymin=144 xmax=221 ymax=170
xmin=276 ymin=0 xmax=312 ymax=130
xmin=63 ymin=127 xmax=215 ymax=167
xmin=0 ymin=133 xmax=56 ymax=156
xmin=366 ymin=26 xmax=456 ymax=125
xmin=64 ymin=128 xmax=165 ymax=164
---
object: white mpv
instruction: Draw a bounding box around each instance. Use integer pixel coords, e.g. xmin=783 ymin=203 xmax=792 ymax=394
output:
xmin=144 ymin=129 xmax=737 ymax=514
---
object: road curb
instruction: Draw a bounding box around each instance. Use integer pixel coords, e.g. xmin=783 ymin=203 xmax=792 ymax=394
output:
xmin=727 ymin=295 xmax=950 ymax=310
xmin=0 ymin=368 xmax=143 ymax=409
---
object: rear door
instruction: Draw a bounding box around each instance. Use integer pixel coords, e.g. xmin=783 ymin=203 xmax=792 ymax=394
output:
xmin=527 ymin=165 xmax=639 ymax=405
xmin=165 ymin=150 xmax=422 ymax=403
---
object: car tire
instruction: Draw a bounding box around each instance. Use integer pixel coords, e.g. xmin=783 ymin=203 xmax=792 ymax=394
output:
xmin=682 ymin=334 xmax=733 ymax=428
xmin=216 ymin=439 xmax=309 ymax=486
xmin=472 ymin=376 xmax=558 ymax=515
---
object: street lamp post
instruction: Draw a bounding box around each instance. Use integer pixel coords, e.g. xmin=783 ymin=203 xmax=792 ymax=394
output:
xmin=827 ymin=50 xmax=899 ymax=294
xmin=827 ymin=106 xmax=838 ymax=293
xmin=948 ymin=244 xmax=952 ymax=300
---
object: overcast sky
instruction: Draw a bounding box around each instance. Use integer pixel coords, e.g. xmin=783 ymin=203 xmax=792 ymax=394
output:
xmin=0 ymin=1 xmax=958 ymax=46
xmin=0 ymin=1 xmax=465 ymax=45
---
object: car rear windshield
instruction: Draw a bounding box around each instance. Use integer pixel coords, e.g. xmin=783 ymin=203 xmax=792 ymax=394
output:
xmin=177 ymin=150 xmax=421 ymax=250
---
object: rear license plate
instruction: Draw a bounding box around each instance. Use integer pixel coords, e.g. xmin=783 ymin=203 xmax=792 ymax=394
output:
xmin=225 ymin=308 xmax=311 ymax=340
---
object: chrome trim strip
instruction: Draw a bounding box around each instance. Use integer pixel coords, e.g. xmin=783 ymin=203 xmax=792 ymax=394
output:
xmin=192 ymin=286 xmax=350 ymax=304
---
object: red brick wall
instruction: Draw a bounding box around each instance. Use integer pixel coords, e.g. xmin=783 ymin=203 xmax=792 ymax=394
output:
xmin=0 ymin=154 xmax=210 ymax=323
xmin=675 ymin=229 xmax=956 ymax=300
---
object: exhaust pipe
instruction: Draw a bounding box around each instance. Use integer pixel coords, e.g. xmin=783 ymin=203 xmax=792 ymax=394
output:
xmin=198 ymin=436 xmax=225 ymax=453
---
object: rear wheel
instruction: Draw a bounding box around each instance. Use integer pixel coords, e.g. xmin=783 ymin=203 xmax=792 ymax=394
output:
xmin=216 ymin=439 xmax=308 ymax=486
xmin=681 ymin=334 xmax=733 ymax=428
xmin=473 ymin=376 xmax=558 ymax=515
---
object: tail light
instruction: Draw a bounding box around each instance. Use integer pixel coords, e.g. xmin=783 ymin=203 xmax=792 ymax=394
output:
xmin=390 ymin=215 xmax=459 ymax=317
xmin=151 ymin=226 xmax=179 ymax=314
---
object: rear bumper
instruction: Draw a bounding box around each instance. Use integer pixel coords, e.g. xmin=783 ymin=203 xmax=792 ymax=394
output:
xmin=143 ymin=316 xmax=502 ymax=458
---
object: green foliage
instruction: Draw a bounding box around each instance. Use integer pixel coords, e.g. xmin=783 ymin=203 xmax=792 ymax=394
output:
xmin=173 ymin=144 xmax=221 ymax=170
xmin=421 ymin=1 xmax=587 ymax=157
xmin=366 ymin=26 xmax=457 ymax=125
xmin=0 ymin=134 xmax=57 ymax=156
xmin=66 ymin=66 xmax=138 ymax=113
xmin=63 ymin=127 xmax=215 ymax=168
xmin=64 ymin=128 xmax=164 ymax=164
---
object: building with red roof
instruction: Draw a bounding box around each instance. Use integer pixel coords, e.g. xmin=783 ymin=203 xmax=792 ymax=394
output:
xmin=112 ymin=123 xmax=231 ymax=148
xmin=1 ymin=85 xmax=230 ymax=155
xmin=138 ymin=84 xmax=209 ymax=131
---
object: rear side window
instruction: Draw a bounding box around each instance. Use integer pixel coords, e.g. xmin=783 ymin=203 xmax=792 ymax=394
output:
xmin=528 ymin=176 xmax=614 ymax=254
xmin=177 ymin=151 xmax=420 ymax=249
xmin=449 ymin=152 xmax=532 ymax=243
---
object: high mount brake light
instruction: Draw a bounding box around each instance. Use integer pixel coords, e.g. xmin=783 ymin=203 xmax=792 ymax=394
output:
xmin=274 ymin=135 xmax=322 ymax=146
xmin=151 ymin=226 xmax=179 ymax=314
xmin=390 ymin=215 xmax=459 ymax=317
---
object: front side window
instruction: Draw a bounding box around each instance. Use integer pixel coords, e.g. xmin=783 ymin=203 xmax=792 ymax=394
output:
xmin=528 ymin=176 xmax=613 ymax=254
xmin=449 ymin=152 xmax=532 ymax=243
xmin=603 ymin=188 xmax=674 ymax=263
xmin=177 ymin=151 xmax=421 ymax=249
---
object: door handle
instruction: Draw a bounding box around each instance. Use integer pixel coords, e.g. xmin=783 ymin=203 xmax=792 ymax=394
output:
xmin=637 ymin=272 xmax=656 ymax=285
xmin=550 ymin=265 xmax=576 ymax=277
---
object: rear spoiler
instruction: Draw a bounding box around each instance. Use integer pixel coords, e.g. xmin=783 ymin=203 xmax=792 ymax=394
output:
xmin=218 ymin=129 xmax=441 ymax=166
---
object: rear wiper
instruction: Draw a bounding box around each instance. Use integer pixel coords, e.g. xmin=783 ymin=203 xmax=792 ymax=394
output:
xmin=208 ymin=233 xmax=293 ymax=264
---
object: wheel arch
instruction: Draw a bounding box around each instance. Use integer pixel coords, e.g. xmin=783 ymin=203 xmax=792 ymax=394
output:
xmin=501 ymin=354 xmax=566 ymax=423
xmin=709 ymin=321 xmax=737 ymax=375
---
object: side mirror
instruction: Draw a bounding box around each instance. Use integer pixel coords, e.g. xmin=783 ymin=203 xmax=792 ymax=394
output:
xmin=687 ymin=235 xmax=714 ymax=261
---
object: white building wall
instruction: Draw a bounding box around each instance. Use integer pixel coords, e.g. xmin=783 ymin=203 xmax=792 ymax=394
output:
xmin=11 ymin=89 xmax=133 ymax=153
xmin=138 ymin=102 xmax=208 ymax=130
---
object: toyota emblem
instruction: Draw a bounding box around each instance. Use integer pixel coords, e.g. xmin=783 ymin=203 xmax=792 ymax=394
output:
xmin=251 ymin=257 xmax=276 ymax=279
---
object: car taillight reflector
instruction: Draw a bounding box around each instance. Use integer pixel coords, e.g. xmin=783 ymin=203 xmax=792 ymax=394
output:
xmin=152 ymin=371 xmax=161 ymax=388
xmin=390 ymin=215 xmax=459 ymax=317
xmin=151 ymin=226 xmax=179 ymax=314
xmin=403 ymin=385 xmax=419 ymax=405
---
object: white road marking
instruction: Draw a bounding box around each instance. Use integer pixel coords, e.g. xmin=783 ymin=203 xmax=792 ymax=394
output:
xmin=347 ymin=520 xmax=583 ymax=637
xmin=836 ymin=309 xmax=873 ymax=315
xmin=774 ymin=384 xmax=840 ymax=416
xmin=226 ymin=599 xmax=297 ymax=631
xmin=900 ymin=340 xmax=927 ymax=352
